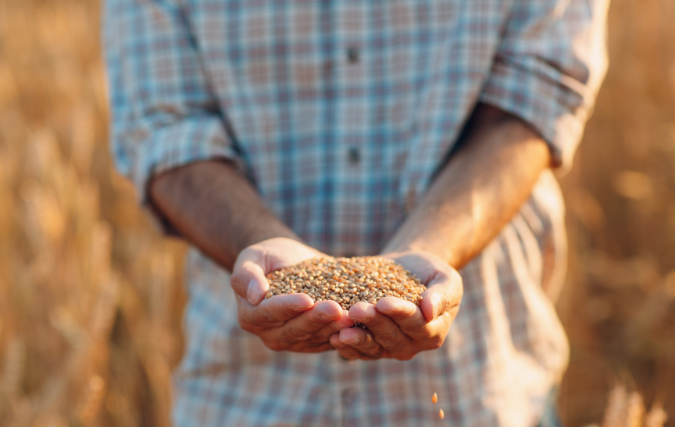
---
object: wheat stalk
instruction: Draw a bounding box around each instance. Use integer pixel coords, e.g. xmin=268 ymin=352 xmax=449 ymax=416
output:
xmin=644 ymin=402 xmax=667 ymax=427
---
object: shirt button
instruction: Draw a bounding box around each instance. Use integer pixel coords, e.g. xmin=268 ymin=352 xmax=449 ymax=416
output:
xmin=346 ymin=47 xmax=359 ymax=63
xmin=342 ymin=388 xmax=357 ymax=405
xmin=348 ymin=146 xmax=360 ymax=164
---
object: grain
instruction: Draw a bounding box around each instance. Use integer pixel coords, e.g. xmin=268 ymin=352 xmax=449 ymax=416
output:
xmin=432 ymin=393 xmax=438 ymax=404
xmin=265 ymin=256 xmax=425 ymax=310
xmin=439 ymin=409 xmax=445 ymax=420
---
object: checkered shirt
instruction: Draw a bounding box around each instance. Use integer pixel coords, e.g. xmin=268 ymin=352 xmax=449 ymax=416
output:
xmin=104 ymin=0 xmax=607 ymax=425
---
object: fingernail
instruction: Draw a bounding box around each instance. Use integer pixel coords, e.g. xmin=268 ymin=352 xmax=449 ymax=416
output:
xmin=350 ymin=317 xmax=368 ymax=323
xmin=292 ymin=305 xmax=313 ymax=312
xmin=346 ymin=338 xmax=360 ymax=345
xmin=247 ymin=280 xmax=260 ymax=305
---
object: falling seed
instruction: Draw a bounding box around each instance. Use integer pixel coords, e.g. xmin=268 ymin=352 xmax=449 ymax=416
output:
xmin=432 ymin=392 xmax=438 ymax=404
xmin=439 ymin=409 xmax=444 ymax=420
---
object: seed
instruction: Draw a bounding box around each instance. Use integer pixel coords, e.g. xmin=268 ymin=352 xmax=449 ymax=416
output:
xmin=439 ymin=409 xmax=444 ymax=420
xmin=265 ymin=256 xmax=426 ymax=311
xmin=366 ymin=334 xmax=372 ymax=342
xmin=432 ymin=393 xmax=437 ymax=404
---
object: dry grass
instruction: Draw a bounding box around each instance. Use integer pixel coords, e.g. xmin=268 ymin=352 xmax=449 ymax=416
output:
xmin=0 ymin=0 xmax=672 ymax=426
xmin=557 ymin=0 xmax=675 ymax=425
xmin=584 ymin=384 xmax=668 ymax=427
xmin=0 ymin=1 xmax=185 ymax=425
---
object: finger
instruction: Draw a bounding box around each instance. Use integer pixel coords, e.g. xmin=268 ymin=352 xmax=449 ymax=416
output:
xmin=231 ymin=257 xmax=270 ymax=305
xmin=308 ymin=310 xmax=354 ymax=345
xmin=306 ymin=321 xmax=350 ymax=346
xmin=238 ymin=293 xmax=314 ymax=328
xmin=374 ymin=297 xmax=429 ymax=336
xmin=338 ymin=327 xmax=384 ymax=359
xmin=276 ymin=301 xmax=346 ymax=343
xmin=348 ymin=302 xmax=411 ymax=352
xmin=329 ymin=334 xmax=363 ymax=360
xmin=419 ymin=269 xmax=463 ymax=322
xmin=287 ymin=341 xmax=336 ymax=353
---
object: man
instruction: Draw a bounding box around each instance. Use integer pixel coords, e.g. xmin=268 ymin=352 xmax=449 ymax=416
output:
xmin=105 ymin=0 xmax=607 ymax=425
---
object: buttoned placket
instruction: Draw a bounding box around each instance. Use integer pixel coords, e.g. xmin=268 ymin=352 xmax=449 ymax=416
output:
xmin=341 ymin=387 xmax=358 ymax=427
xmin=345 ymin=43 xmax=362 ymax=167
xmin=333 ymin=6 xmax=367 ymax=426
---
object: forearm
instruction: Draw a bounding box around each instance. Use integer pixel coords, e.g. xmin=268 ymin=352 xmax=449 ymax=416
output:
xmin=382 ymin=104 xmax=551 ymax=269
xmin=149 ymin=160 xmax=299 ymax=271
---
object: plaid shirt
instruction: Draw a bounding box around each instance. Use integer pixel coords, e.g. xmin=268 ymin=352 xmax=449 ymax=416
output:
xmin=104 ymin=0 xmax=607 ymax=425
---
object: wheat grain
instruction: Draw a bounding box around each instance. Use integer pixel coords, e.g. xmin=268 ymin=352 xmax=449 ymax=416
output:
xmin=265 ymin=256 xmax=425 ymax=310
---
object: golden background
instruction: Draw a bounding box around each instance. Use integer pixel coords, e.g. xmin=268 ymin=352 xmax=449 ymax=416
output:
xmin=0 ymin=0 xmax=673 ymax=425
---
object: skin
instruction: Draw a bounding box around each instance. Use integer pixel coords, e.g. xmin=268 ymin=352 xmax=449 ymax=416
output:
xmin=330 ymin=104 xmax=552 ymax=360
xmin=149 ymin=103 xmax=551 ymax=360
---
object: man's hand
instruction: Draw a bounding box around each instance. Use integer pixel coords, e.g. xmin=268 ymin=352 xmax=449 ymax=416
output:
xmin=329 ymin=251 xmax=462 ymax=360
xmin=327 ymin=104 xmax=549 ymax=361
xmin=150 ymin=163 xmax=354 ymax=352
xmin=231 ymin=238 xmax=353 ymax=352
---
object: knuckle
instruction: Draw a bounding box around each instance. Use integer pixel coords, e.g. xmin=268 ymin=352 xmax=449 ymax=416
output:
xmin=380 ymin=332 xmax=403 ymax=347
xmin=282 ymin=326 xmax=309 ymax=343
xmin=415 ymin=326 xmax=434 ymax=341
xmin=381 ymin=341 xmax=402 ymax=353
xmin=261 ymin=309 xmax=281 ymax=326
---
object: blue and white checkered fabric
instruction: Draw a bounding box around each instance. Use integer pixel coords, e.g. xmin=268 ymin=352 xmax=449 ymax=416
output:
xmin=104 ymin=0 xmax=607 ymax=425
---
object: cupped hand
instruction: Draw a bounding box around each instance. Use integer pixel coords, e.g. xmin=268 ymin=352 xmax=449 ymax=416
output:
xmin=330 ymin=251 xmax=463 ymax=360
xmin=231 ymin=237 xmax=353 ymax=352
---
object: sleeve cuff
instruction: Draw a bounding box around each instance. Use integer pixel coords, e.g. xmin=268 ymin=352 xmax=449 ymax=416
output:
xmin=123 ymin=115 xmax=242 ymax=235
xmin=479 ymin=58 xmax=590 ymax=170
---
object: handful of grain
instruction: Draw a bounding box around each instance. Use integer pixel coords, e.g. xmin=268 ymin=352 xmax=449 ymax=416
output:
xmin=265 ymin=256 xmax=426 ymax=310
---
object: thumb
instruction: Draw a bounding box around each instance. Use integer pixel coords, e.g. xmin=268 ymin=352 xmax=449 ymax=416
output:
xmin=420 ymin=269 xmax=463 ymax=322
xmin=231 ymin=249 xmax=270 ymax=305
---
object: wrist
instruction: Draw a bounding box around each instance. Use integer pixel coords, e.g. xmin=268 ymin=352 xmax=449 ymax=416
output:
xmin=382 ymin=237 xmax=462 ymax=270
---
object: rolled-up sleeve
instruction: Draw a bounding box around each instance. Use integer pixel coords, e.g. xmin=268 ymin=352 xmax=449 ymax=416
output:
xmin=104 ymin=0 xmax=241 ymax=209
xmin=480 ymin=0 xmax=609 ymax=169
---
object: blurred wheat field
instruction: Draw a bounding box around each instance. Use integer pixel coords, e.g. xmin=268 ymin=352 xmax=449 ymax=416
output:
xmin=0 ymin=1 xmax=186 ymax=425
xmin=0 ymin=0 xmax=673 ymax=426
xmin=557 ymin=0 xmax=675 ymax=425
